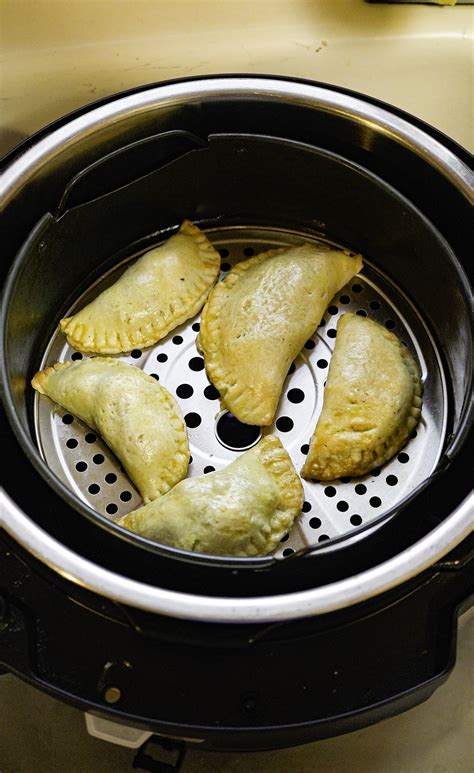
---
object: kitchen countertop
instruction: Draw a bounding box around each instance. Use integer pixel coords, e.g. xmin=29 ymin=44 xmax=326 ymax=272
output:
xmin=1 ymin=2 xmax=472 ymax=771
xmin=0 ymin=0 xmax=473 ymax=154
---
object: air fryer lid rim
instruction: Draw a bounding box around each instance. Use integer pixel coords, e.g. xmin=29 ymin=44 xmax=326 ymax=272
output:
xmin=2 ymin=76 xmax=471 ymax=208
xmin=1 ymin=489 xmax=472 ymax=622
xmin=1 ymin=76 xmax=472 ymax=618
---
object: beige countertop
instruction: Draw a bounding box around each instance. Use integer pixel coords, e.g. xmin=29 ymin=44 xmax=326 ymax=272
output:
xmin=1 ymin=0 xmax=473 ymax=153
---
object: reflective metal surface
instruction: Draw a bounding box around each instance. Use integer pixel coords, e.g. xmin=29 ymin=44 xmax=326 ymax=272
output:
xmin=2 ymin=78 xmax=472 ymax=208
xmin=1 ymin=488 xmax=472 ymax=622
xmin=34 ymin=227 xmax=447 ymax=556
xmin=1 ymin=77 xmax=472 ymax=619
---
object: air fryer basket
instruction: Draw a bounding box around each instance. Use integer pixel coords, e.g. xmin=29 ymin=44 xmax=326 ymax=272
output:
xmin=33 ymin=224 xmax=446 ymax=561
xmin=1 ymin=77 xmax=472 ymax=584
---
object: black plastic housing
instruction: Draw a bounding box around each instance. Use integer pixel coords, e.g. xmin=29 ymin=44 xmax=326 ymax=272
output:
xmin=0 ymin=528 xmax=472 ymax=749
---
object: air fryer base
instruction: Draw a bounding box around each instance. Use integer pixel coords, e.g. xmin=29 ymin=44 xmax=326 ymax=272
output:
xmin=1 ymin=529 xmax=472 ymax=752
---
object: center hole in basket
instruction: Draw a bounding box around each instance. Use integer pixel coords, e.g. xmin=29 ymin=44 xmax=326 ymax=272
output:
xmin=215 ymin=411 xmax=262 ymax=451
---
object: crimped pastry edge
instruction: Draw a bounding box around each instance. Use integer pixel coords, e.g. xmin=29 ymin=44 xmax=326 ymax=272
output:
xmin=198 ymin=247 xmax=287 ymax=424
xmin=301 ymin=314 xmax=423 ymax=481
xmin=256 ymin=434 xmax=304 ymax=545
xmin=31 ymin=357 xmax=190 ymax=500
xmin=59 ymin=220 xmax=221 ymax=354
xmin=199 ymin=245 xmax=363 ymax=426
xmin=120 ymin=434 xmax=303 ymax=557
xmin=31 ymin=359 xmax=73 ymax=394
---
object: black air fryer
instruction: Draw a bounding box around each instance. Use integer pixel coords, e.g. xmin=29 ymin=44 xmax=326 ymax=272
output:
xmin=1 ymin=77 xmax=472 ymax=766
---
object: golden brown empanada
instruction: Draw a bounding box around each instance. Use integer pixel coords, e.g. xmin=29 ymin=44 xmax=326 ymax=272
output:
xmin=119 ymin=435 xmax=303 ymax=557
xmin=60 ymin=220 xmax=220 ymax=354
xmin=199 ymin=243 xmax=363 ymax=426
xmin=301 ymin=313 xmax=422 ymax=481
xmin=32 ymin=358 xmax=189 ymax=502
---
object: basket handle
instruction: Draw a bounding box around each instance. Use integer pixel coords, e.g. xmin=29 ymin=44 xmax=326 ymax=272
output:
xmin=56 ymin=130 xmax=207 ymax=216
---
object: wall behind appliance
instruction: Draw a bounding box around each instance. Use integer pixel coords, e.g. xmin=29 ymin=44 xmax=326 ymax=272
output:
xmin=1 ymin=0 xmax=472 ymax=155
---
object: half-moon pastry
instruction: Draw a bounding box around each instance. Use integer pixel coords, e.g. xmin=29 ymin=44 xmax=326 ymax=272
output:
xmin=32 ymin=358 xmax=189 ymax=502
xmin=199 ymin=243 xmax=363 ymax=426
xmin=301 ymin=313 xmax=422 ymax=481
xmin=60 ymin=220 xmax=220 ymax=354
xmin=119 ymin=435 xmax=303 ymax=557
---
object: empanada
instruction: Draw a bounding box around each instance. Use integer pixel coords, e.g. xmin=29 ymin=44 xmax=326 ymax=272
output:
xmin=301 ymin=313 xmax=422 ymax=481
xmin=32 ymin=358 xmax=189 ymax=501
xmin=119 ymin=435 xmax=303 ymax=556
xmin=60 ymin=220 xmax=220 ymax=354
xmin=199 ymin=243 xmax=363 ymax=426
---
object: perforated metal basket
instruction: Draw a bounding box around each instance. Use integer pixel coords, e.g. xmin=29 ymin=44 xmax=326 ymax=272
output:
xmin=34 ymin=226 xmax=448 ymax=559
xmin=2 ymin=76 xmax=472 ymax=589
